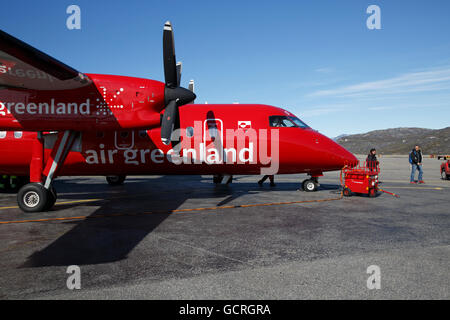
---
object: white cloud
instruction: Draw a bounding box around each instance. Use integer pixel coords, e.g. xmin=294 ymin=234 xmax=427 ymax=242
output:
xmin=308 ymin=67 xmax=450 ymax=98
xmin=314 ymin=67 xmax=334 ymax=73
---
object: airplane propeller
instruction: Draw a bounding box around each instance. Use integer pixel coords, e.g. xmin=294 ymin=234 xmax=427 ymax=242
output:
xmin=161 ymin=21 xmax=196 ymax=145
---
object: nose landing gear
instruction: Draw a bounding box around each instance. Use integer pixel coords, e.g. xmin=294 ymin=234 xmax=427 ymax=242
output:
xmin=302 ymin=177 xmax=320 ymax=192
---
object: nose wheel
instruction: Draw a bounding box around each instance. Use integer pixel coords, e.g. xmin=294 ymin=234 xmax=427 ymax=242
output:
xmin=17 ymin=183 xmax=57 ymax=213
xmin=302 ymin=178 xmax=319 ymax=192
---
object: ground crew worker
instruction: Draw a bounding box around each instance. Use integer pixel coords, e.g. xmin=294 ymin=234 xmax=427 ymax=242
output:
xmin=258 ymin=175 xmax=275 ymax=187
xmin=366 ymin=148 xmax=379 ymax=171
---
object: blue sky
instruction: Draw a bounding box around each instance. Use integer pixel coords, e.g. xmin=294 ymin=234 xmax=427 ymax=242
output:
xmin=2 ymin=0 xmax=450 ymax=137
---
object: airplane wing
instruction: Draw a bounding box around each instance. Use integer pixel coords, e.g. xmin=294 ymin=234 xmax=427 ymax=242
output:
xmin=0 ymin=29 xmax=91 ymax=90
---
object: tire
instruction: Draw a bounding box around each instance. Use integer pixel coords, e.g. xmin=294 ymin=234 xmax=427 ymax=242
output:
xmin=369 ymin=188 xmax=377 ymax=198
xmin=44 ymin=186 xmax=57 ymax=211
xmin=106 ymin=175 xmax=126 ymax=186
xmin=343 ymin=187 xmax=352 ymax=197
xmin=17 ymin=183 xmax=50 ymax=213
xmin=302 ymin=179 xmax=318 ymax=192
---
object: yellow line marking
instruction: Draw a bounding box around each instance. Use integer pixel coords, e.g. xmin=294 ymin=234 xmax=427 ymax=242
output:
xmin=386 ymin=186 xmax=443 ymax=190
xmin=0 ymin=198 xmax=103 ymax=210
xmin=0 ymin=192 xmax=159 ymax=210
xmin=0 ymin=206 xmax=20 ymax=210
xmin=0 ymin=193 xmax=343 ymax=225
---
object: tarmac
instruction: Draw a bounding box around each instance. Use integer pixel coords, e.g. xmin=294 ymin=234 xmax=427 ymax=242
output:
xmin=0 ymin=155 xmax=448 ymax=299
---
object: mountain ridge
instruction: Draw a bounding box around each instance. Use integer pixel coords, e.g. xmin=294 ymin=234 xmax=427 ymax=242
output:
xmin=335 ymin=127 xmax=450 ymax=154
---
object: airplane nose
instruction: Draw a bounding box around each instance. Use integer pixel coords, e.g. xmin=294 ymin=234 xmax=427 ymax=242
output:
xmin=334 ymin=145 xmax=358 ymax=168
xmin=321 ymin=136 xmax=358 ymax=170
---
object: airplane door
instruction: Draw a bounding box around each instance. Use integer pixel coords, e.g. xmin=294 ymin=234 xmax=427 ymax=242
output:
xmin=115 ymin=130 xmax=135 ymax=149
xmin=203 ymin=119 xmax=223 ymax=163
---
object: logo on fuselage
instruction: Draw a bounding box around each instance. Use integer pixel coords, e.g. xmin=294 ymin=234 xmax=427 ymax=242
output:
xmin=82 ymin=119 xmax=280 ymax=175
xmin=238 ymin=121 xmax=251 ymax=131
xmin=0 ymin=99 xmax=91 ymax=117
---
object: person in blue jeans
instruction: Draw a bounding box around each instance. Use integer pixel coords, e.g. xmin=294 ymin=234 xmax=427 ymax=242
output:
xmin=409 ymin=145 xmax=424 ymax=184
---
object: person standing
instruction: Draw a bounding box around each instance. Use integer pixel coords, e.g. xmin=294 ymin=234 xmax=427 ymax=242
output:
xmin=258 ymin=175 xmax=275 ymax=187
xmin=409 ymin=145 xmax=424 ymax=184
xmin=366 ymin=148 xmax=379 ymax=171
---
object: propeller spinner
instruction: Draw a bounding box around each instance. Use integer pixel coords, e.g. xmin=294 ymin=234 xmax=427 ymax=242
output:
xmin=160 ymin=21 xmax=196 ymax=145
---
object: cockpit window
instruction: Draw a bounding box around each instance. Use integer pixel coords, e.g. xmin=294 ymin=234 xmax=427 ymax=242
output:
xmin=269 ymin=116 xmax=309 ymax=128
xmin=288 ymin=116 xmax=309 ymax=128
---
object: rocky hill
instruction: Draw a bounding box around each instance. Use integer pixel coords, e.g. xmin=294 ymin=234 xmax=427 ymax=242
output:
xmin=335 ymin=127 xmax=450 ymax=155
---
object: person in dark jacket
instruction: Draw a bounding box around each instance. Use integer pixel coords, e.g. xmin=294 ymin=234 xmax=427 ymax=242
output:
xmin=366 ymin=148 xmax=379 ymax=171
xmin=410 ymin=145 xmax=424 ymax=184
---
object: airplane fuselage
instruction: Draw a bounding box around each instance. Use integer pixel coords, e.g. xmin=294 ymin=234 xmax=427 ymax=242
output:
xmin=0 ymin=103 xmax=356 ymax=178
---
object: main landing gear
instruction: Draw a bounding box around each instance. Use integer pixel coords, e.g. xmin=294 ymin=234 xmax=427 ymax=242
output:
xmin=17 ymin=183 xmax=57 ymax=212
xmin=106 ymin=175 xmax=127 ymax=186
xmin=301 ymin=177 xmax=320 ymax=192
xmin=213 ymin=174 xmax=233 ymax=185
xmin=17 ymin=131 xmax=78 ymax=213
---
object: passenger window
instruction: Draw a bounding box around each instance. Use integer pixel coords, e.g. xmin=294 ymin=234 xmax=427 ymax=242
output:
xmin=14 ymin=131 xmax=23 ymax=139
xmin=186 ymin=126 xmax=194 ymax=138
xmin=0 ymin=131 xmax=6 ymax=139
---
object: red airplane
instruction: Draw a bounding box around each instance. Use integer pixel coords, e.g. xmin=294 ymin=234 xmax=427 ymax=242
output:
xmin=0 ymin=22 xmax=357 ymax=213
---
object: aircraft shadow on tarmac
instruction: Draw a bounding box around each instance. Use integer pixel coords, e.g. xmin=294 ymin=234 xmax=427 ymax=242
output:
xmin=20 ymin=176 xmax=341 ymax=268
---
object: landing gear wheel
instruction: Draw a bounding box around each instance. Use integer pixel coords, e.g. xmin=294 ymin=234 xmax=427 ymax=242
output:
xmin=17 ymin=183 xmax=50 ymax=213
xmin=106 ymin=175 xmax=126 ymax=186
xmin=343 ymin=187 xmax=352 ymax=197
xmin=302 ymin=179 xmax=318 ymax=192
xmin=44 ymin=186 xmax=57 ymax=211
xmin=368 ymin=188 xmax=377 ymax=198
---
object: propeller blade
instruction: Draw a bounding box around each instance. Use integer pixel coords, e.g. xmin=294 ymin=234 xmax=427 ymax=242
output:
xmin=188 ymin=79 xmax=194 ymax=93
xmin=160 ymin=99 xmax=179 ymax=145
xmin=188 ymin=79 xmax=195 ymax=104
xmin=160 ymin=22 xmax=196 ymax=145
xmin=163 ymin=21 xmax=177 ymax=88
xmin=176 ymin=62 xmax=182 ymax=87
xmin=164 ymin=86 xmax=196 ymax=106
